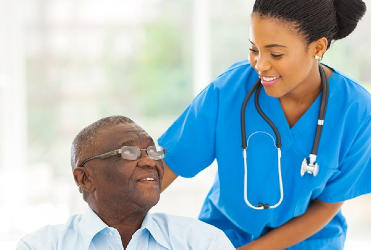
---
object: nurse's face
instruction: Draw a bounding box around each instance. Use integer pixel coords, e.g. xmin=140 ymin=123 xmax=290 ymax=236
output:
xmin=248 ymin=14 xmax=319 ymax=98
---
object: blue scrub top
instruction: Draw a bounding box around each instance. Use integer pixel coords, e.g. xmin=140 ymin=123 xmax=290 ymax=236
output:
xmin=158 ymin=60 xmax=371 ymax=249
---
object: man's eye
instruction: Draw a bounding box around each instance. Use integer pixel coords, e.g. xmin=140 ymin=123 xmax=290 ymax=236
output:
xmin=122 ymin=148 xmax=136 ymax=155
xmin=147 ymin=149 xmax=155 ymax=154
xmin=122 ymin=150 xmax=131 ymax=155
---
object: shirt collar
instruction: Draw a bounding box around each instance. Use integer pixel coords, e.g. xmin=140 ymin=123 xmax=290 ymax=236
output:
xmin=78 ymin=206 xmax=109 ymax=250
xmin=79 ymin=207 xmax=171 ymax=250
xmin=140 ymin=213 xmax=171 ymax=250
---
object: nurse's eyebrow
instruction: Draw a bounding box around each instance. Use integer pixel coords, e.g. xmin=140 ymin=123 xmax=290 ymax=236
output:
xmin=249 ymin=40 xmax=287 ymax=48
xmin=265 ymin=44 xmax=287 ymax=48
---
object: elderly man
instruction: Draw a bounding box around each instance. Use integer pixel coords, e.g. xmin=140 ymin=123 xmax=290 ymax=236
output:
xmin=17 ymin=115 xmax=235 ymax=250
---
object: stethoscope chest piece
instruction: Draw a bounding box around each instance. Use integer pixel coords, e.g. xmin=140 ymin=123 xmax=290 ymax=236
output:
xmin=301 ymin=154 xmax=319 ymax=177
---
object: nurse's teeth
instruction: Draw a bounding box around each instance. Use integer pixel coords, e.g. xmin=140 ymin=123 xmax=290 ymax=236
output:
xmin=262 ymin=76 xmax=279 ymax=81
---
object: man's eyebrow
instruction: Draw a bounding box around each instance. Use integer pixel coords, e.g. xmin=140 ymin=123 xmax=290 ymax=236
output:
xmin=120 ymin=137 xmax=154 ymax=147
xmin=120 ymin=139 xmax=135 ymax=146
xmin=249 ymin=39 xmax=287 ymax=48
xmin=144 ymin=137 xmax=155 ymax=145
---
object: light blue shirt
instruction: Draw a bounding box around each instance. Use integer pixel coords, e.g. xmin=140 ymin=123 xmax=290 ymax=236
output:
xmin=17 ymin=206 xmax=235 ymax=250
xmin=158 ymin=60 xmax=371 ymax=249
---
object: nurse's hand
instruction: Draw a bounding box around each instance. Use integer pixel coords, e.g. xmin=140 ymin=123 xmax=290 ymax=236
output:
xmin=237 ymin=199 xmax=343 ymax=250
xmin=160 ymin=160 xmax=179 ymax=191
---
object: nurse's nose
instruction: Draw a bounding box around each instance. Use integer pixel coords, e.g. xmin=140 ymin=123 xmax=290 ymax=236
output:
xmin=254 ymin=55 xmax=271 ymax=74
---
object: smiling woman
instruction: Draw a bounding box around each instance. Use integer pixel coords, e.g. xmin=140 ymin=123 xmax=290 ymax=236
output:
xmin=158 ymin=0 xmax=370 ymax=249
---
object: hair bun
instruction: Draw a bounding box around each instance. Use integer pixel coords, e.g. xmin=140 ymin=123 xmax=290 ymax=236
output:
xmin=333 ymin=0 xmax=367 ymax=40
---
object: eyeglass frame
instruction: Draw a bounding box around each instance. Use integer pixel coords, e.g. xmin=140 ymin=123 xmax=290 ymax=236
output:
xmin=79 ymin=145 xmax=166 ymax=167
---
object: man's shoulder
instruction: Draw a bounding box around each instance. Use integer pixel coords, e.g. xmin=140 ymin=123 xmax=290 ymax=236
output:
xmin=150 ymin=213 xmax=227 ymax=238
xmin=149 ymin=213 xmax=235 ymax=249
xmin=17 ymin=214 xmax=82 ymax=250
xmin=20 ymin=224 xmax=66 ymax=240
xmin=151 ymin=213 xmax=207 ymax=225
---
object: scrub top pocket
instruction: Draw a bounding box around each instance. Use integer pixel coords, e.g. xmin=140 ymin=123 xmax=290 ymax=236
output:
xmin=293 ymin=163 xmax=340 ymax=216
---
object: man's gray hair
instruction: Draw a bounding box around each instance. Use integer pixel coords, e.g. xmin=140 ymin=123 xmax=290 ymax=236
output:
xmin=71 ymin=115 xmax=134 ymax=170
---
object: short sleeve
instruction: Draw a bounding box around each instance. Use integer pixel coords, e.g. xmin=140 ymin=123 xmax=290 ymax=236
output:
xmin=158 ymin=83 xmax=219 ymax=177
xmin=318 ymin=115 xmax=371 ymax=202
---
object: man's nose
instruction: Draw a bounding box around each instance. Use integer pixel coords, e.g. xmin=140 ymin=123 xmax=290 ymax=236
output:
xmin=137 ymin=151 xmax=156 ymax=168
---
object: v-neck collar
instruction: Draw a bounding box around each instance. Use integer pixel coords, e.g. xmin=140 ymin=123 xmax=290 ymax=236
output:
xmin=260 ymin=66 xmax=339 ymax=152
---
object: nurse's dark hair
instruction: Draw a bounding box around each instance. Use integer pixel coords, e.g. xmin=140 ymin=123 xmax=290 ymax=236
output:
xmin=71 ymin=115 xmax=135 ymax=170
xmin=252 ymin=0 xmax=366 ymax=49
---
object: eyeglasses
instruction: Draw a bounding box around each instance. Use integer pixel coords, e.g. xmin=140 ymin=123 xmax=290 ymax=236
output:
xmin=79 ymin=145 xmax=166 ymax=167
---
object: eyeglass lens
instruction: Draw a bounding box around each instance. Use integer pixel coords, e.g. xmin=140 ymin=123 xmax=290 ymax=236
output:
xmin=120 ymin=146 xmax=165 ymax=161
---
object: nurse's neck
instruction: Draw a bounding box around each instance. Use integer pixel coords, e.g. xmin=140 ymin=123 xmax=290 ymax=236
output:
xmin=279 ymin=65 xmax=332 ymax=128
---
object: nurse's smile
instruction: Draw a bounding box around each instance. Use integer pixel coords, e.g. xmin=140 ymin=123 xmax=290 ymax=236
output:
xmin=260 ymin=76 xmax=281 ymax=88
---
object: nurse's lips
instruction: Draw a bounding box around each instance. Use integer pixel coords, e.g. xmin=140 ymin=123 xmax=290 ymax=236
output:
xmin=260 ymin=75 xmax=281 ymax=88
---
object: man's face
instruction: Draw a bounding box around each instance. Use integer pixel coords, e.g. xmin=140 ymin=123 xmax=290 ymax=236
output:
xmin=85 ymin=123 xmax=164 ymax=212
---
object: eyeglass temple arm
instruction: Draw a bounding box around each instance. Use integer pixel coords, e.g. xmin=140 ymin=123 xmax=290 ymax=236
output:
xmin=95 ymin=149 xmax=121 ymax=159
xmin=79 ymin=149 xmax=121 ymax=167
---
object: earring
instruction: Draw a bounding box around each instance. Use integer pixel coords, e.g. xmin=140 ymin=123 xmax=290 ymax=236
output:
xmin=314 ymin=55 xmax=320 ymax=60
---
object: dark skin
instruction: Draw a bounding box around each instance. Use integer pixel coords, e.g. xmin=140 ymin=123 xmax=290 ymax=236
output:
xmin=161 ymin=15 xmax=343 ymax=250
xmin=246 ymin=15 xmax=343 ymax=249
xmin=248 ymin=15 xmax=332 ymax=128
xmin=73 ymin=123 xmax=164 ymax=248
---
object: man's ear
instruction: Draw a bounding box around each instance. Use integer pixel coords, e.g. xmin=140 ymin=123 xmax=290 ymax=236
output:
xmin=73 ymin=167 xmax=95 ymax=193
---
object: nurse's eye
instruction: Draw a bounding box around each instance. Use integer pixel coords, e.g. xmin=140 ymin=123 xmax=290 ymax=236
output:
xmin=249 ymin=48 xmax=259 ymax=54
xmin=271 ymin=53 xmax=283 ymax=58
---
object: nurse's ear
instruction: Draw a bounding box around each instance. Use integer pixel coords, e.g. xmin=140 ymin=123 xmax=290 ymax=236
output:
xmin=311 ymin=37 xmax=328 ymax=60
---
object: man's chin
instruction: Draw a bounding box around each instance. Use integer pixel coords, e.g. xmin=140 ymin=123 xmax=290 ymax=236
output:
xmin=147 ymin=192 xmax=161 ymax=207
xmin=137 ymin=191 xmax=161 ymax=208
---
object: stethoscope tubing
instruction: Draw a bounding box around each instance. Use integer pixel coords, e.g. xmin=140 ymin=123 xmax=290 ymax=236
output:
xmin=243 ymin=133 xmax=283 ymax=210
xmin=311 ymin=65 xmax=329 ymax=156
xmin=241 ymin=80 xmax=260 ymax=149
xmin=255 ymin=84 xmax=281 ymax=148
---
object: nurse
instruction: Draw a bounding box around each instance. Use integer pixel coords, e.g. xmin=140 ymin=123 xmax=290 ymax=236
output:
xmin=159 ymin=0 xmax=370 ymax=249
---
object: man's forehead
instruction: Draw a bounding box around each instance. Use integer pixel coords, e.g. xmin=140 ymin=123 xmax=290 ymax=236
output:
xmin=120 ymin=131 xmax=153 ymax=145
xmin=99 ymin=123 xmax=153 ymax=146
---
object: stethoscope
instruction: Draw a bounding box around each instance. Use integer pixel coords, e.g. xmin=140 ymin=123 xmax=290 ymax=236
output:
xmin=240 ymin=65 xmax=329 ymax=210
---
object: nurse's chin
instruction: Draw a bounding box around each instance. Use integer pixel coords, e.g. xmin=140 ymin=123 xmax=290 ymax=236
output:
xmin=263 ymin=87 xmax=286 ymax=98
